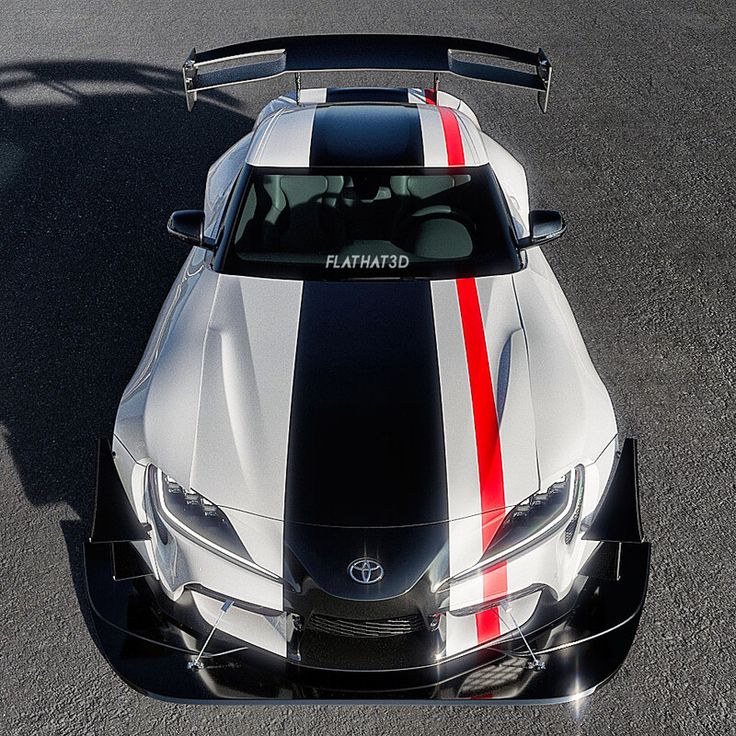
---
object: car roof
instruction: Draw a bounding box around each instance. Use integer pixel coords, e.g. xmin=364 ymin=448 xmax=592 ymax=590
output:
xmin=245 ymin=91 xmax=489 ymax=169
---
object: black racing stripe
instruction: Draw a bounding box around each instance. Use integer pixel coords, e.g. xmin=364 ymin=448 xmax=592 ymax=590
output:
xmin=285 ymin=281 xmax=446 ymax=527
xmin=309 ymin=104 xmax=424 ymax=167
xmin=325 ymin=87 xmax=410 ymax=103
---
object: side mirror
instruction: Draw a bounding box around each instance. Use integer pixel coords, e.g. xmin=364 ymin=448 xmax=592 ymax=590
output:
xmin=167 ymin=210 xmax=214 ymax=250
xmin=519 ymin=209 xmax=566 ymax=249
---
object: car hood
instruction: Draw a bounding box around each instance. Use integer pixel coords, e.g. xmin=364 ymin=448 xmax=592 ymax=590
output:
xmin=125 ymin=265 xmax=615 ymax=528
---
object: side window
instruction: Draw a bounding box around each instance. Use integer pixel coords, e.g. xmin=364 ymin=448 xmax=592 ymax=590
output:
xmin=203 ymin=134 xmax=252 ymax=240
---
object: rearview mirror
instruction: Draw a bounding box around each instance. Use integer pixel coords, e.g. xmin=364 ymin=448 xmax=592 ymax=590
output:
xmin=519 ymin=209 xmax=566 ymax=249
xmin=167 ymin=210 xmax=214 ymax=250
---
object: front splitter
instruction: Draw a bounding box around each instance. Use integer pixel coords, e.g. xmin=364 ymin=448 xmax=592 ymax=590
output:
xmin=83 ymin=540 xmax=650 ymax=703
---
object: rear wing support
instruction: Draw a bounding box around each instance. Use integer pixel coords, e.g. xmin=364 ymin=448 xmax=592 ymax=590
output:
xmin=181 ymin=34 xmax=553 ymax=112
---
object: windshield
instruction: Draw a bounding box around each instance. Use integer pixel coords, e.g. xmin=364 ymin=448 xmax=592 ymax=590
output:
xmin=220 ymin=166 xmax=521 ymax=279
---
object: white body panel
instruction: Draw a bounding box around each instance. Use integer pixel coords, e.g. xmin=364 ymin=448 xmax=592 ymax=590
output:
xmin=189 ymin=275 xmax=302 ymax=519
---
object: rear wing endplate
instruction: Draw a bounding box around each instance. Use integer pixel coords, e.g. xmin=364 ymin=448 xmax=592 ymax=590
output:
xmin=182 ymin=34 xmax=552 ymax=113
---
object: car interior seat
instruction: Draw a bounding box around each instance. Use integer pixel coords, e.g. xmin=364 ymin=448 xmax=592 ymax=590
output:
xmin=400 ymin=175 xmax=475 ymax=259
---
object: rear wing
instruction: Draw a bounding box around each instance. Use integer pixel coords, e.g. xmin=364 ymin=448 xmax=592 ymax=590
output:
xmin=182 ymin=34 xmax=552 ymax=113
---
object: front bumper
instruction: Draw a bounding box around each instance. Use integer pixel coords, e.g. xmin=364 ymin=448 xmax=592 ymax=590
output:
xmin=83 ymin=438 xmax=650 ymax=702
xmin=84 ymin=539 xmax=649 ymax=702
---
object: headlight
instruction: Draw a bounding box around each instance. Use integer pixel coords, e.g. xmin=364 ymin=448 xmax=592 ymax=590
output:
xmin=147 ymin=465 xmax=279 ymax=582
xmin=486 ymin=464 xmax=585 ymax=560
xmin=449 ymin=465 xmax=585 ymax=583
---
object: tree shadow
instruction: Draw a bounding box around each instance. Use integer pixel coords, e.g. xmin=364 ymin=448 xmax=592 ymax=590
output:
xmin=0 ymin=60 xmax=253 ymax=523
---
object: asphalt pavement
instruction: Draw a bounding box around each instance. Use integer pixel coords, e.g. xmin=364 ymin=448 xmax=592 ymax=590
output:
xmin=1 ymin=1 xmax=734 ymax=733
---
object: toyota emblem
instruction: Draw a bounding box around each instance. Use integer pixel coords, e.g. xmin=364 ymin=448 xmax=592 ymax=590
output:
xmin=348 ymin=558 xmax=384 ymax=584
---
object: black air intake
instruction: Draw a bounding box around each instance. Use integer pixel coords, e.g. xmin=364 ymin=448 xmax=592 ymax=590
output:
xmin=307 ymin=613 xmax=425 ymax=638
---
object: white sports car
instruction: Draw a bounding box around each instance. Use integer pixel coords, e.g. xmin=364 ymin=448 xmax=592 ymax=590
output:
xmin=84 ymin=35 xmax=650 ymax=703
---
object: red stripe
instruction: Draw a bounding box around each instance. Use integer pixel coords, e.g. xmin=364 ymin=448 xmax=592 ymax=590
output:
xmin=424 ymin=93 xmax=465 ymax=167
xmin=437 ymin=107 xmax=465 ymax=166
xmin=455 ymin=277 xmax=507 ymax=642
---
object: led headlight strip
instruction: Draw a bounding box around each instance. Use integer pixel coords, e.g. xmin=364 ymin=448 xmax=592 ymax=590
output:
xmin=448 ymin=465 xmax=585 ymax=585
xmin=147 ymin=465 xmax=281 ymax=584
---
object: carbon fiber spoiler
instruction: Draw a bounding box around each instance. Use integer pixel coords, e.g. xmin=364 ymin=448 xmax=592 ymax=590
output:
xmin=182 ymin=34 xmax=552 ymax=112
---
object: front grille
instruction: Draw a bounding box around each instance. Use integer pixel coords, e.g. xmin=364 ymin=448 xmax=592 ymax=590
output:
xmin=307 ymin=613 xmax=426 ymax=638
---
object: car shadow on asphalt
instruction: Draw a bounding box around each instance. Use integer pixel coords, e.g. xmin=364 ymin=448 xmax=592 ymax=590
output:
xmin=59 ymin=519 xmax=97 ymax=634
xmin=0 ymin=60 xmax=253 ymax=530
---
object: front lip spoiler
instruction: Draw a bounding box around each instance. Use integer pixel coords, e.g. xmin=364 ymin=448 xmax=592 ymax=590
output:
xmin=83 ymin=537 xmax=650 ymax=703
